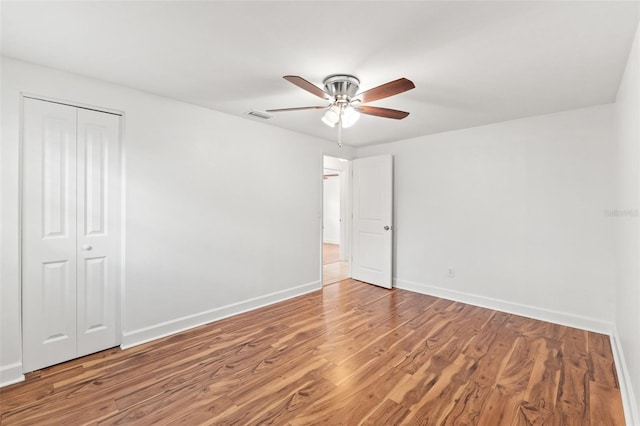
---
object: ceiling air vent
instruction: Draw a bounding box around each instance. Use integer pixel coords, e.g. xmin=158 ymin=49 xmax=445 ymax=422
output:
xmin=247 ymin=110 xmax=273 ymax=120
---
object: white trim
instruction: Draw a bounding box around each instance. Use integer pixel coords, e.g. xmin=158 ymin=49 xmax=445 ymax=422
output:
xmin=16 ymin=93 xmax=26 ymax=377
xmin=21 ymin=93 xmax=124 ymax=116
xmin=320 ymin=155 xmax=325 ymax=286
xmin=118 ymin=111 xmax=127 ymax=356
xmin=0 ymin=363 xmax=25 ymax=388
xmin=611 ymin=328 xmax=640 ymax=426
xmin=121 ymin=280 xmax=321 ymax=349
xmin=323 ymin=239 xmax=341 ymax=245
xmin=394 ymin=278 xmax=613 ymax=335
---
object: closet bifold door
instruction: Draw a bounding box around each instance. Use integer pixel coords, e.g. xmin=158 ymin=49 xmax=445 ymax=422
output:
xmin=22 ymin=99 xmax=79 ymax=372
xmin=76 ymin=108 xmax=119 ymax=357
xmin=22 ymin=98 xmax=120 ymax=373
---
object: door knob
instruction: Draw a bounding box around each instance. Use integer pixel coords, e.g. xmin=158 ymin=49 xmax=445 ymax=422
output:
xmin=384 ymin=226 xmax=390 ymax=231
xmin=82 ymin=244 xmax=93 ymax=251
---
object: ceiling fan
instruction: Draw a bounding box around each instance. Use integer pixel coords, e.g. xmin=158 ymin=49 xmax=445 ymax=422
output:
xmin=267 ymin=74 xmax=415 ymax=146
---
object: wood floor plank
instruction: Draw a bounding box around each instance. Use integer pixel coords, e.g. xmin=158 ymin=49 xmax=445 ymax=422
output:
xmin=465 ymin=313 xmax=519 ymax=388
xmin=441 ymin=380 xmax=491 ymax=425
xmin=475 ymin=387 xmax=524 ymax=426
xmin=589 ymin=381 xmax=625 ymax=426
xmin=589 ymin=332 xmax=620 ymax=390
xmin=361 ymin=399 xmax=410 ymax=425
xmin=519 ymin=337 xmax=564 ymax=425
xmin=209 ymin=358 xmax=334 ymax=424
xmin=389 ymin=334 xmax=472 ymax=407
xmin=495 ymin=336 xmax=539 ymax=397
xmin=156 ymin=395 xmax=236 ymax=426
xmin=290 ymin=359 xmax=405 ymax=425
xmin=558 ymin=363 xmax=590 ymax=425
xmin=400 ymin=354 xmax=478 ymax=425
xmin=0 ymin=280 xmax=625 ymax=425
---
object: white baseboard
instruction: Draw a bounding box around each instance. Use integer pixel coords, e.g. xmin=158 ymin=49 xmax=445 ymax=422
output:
xmin=323 ymin=239 xmax=340 ymax=245
xmin=610 ymin=329 xmax=640 ymax=426
xmin=394 ymin=279 xmax=613 ymax=335
xmin=121 ymin=280 xmax=321 ymax=349
xmin=0 ymin=362 xmax=25 ymax=388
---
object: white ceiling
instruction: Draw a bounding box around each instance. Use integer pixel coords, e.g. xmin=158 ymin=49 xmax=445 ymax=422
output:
xmin=2 ymin=1 xmax=639 ymax=146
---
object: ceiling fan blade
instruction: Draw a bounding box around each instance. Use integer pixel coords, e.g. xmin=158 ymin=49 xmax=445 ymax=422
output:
xmin=357 ymin=78 xmax=415 ymax=103
xmin=266 ymin=106 xmax=327 ymax=112
xmin=356 ymin=106 xmax=410 ymax=120
xmin=283 ymin=76 xmax=330 ymax=100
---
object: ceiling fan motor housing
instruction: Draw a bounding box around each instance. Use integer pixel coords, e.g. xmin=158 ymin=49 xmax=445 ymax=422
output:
xmin=323 ymin=74 xmax=360 ymax=101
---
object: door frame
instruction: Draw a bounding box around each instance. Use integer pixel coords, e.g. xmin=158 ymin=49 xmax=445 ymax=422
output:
xmin=19 ymin=94 xmax=126 ymax=371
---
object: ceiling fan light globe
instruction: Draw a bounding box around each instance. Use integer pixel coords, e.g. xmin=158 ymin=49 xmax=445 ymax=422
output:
xmin=341 ymin=106 xmax=360 ymax=128
xmin=321 ymin=114 xmax=336 ymax=128
xmin=322 ymin=106 xmax=340 ymax=127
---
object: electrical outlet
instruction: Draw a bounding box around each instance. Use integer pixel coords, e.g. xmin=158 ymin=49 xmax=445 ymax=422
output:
xmin=448 ymin=267 xmax=455 ymax=278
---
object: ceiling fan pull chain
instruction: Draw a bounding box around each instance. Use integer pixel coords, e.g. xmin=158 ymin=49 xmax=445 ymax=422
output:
xmin=338 ymin=115 xmax=343 ymax=148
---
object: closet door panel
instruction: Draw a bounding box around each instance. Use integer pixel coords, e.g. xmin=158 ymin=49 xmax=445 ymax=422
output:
xmin=22 ymin=98 xmax=79 ymax=372
xmin=76 ymin=108 xmax=120 ymax=356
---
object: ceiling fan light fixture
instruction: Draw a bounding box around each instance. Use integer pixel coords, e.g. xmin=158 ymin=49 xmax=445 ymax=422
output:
xmin=341 ymin=105 xmax=360 ymax=128
xmin=271 ymin=74 xmax=415 ymax=145
xmin=322 ymin=105 xmax=341 ymax=127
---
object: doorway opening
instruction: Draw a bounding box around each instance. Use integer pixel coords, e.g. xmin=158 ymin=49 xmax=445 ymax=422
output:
xmin=322 ymin=156 xmax=351 ymax=285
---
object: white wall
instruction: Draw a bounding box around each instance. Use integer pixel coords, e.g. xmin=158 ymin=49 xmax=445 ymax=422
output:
xmin=0 ymin=57 xmax=354 ymax=385
xmin=356 ymin=105 xmax=616 ymax=332
xmin=614 ymin=19 xmax=640 ymax=423
xmin=322 ymin=171 xmax=341 ymax=244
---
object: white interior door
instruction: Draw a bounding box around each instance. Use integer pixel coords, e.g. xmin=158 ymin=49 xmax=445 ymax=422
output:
xmin=76 ymin=108 xmax=120 ymax=356
xmin=22 ymin=98 xmax=120 ymax=372
xmin=351 ymin=155 xmax=393 ymax=288
xmin=22 ymin=99 xmax=79 ymax=372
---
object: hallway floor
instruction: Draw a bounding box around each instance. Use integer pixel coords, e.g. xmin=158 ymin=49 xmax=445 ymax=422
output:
xmin=322 ymin=243 xmax=349 ymax=286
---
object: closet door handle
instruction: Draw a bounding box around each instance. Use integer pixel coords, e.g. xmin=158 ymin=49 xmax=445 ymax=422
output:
xmin=82 ymin=244 xmax=93 ymax=251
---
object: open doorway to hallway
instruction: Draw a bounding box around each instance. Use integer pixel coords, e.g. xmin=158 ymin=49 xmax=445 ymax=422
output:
xmin=323 ymin=156 xmax=351 ymax=286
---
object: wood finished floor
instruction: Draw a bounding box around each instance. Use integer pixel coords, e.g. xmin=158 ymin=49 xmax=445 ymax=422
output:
xmin=0 ymin=280 xmax=624 ymax=425
xmin=323 ymin=243 xmax=341 ymax=265
xmin=322 ymin=261 xmax=350 ymax=286
xmin=323 ymin=243 xmax=349 ymax=286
